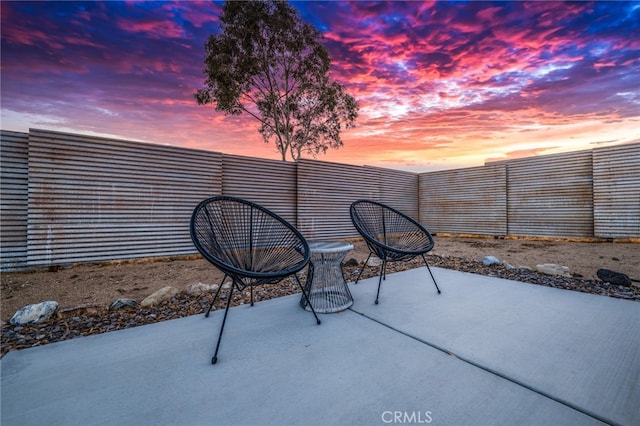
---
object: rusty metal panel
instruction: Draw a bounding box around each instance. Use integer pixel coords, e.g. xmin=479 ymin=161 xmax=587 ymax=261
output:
xmin=297 ymin=159 xmax=380 ymax=240
xmin=419 ymin=165 xmax=507 ymax=236
xmin=365 ymin=166 xmax=419 ymax=220
xmin=222 ymin=154 xmax=297 ymax=224
xmin=501 ymin=150 xmax=594 ymax=238
xmin=26 ymin=128 xmax=222 ymax=267
xmin=593 ymin=143 xmax=640 ymax=238
xmin=1 ymin=131 xmax=29 ymax=270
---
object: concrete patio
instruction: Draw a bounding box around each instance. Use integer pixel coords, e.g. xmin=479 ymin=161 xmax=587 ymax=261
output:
xmin=1 ymin=267 xmax=638 ymax=426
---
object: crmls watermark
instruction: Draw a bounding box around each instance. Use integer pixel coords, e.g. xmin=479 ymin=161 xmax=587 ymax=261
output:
xmin=381 ymin=411 xmax=433 ymax=424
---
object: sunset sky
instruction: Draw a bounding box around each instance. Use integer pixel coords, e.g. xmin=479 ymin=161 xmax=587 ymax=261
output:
xmin=2 ymin=1 xmax=639 ymax=172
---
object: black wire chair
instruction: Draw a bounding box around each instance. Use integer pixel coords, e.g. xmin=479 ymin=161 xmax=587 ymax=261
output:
xmin=350 ymin=200 xmax=441 ymax=304
xmin=190 ymin=196 xmax=321 ymax=364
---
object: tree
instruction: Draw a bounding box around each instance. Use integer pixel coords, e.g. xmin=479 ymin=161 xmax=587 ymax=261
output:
xmin=195 ymin=0 xmax=358 ymax=161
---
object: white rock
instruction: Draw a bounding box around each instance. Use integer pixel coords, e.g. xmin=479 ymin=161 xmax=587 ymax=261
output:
xmin=483 ymin=255 xmax=501 ymax=266
xmin=185 ymin=282 xmax=218 ymax=296
xmin=141 ymin=286 xmax=179 ymax=307
xmin=10 ymin=301 xmax=59 ymax=325
xmin=366 ymin=257 xmax=383 ymax=267
xmin=536 ymin=263 xmax=571 ymax=277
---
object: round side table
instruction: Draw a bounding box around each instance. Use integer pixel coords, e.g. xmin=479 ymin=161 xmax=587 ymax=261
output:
xmin=300 ymin=241 xmax=354 ymax=313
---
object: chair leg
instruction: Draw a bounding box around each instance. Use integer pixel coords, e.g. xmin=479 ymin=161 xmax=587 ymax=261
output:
xmin=375 ymin=259 xmax=387 ymax=304
xmin=355 ymin=253 xmax=372 ymax=284
xmin=250 ymin=285 xmax=254 ymax=307
xmin=206 ymin=274 xmax=227 ymax=318
xmin=382 ymin=258 xmax=387 ymax=281
xmin=421 ymin=254 xmax=441 ymax=294
xmin=212 ymin=283 xmax=235 ymax=365
xmin=294 ymin=274 xmax=321 ymax=325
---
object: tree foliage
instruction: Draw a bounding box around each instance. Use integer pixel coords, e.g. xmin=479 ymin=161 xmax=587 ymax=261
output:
xmin=195 ymin=0 xmax=358 ymax=161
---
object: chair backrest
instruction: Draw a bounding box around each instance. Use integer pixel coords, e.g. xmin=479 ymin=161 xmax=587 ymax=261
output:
xmin=350 ymin=199 xmax=434 ymax=253
xmin=190 ymin=196 xmax=309 ymax=279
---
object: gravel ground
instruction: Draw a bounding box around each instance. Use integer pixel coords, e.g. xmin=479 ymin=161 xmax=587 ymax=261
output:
xmin=1 ymin=254 xmax=638 ymax=358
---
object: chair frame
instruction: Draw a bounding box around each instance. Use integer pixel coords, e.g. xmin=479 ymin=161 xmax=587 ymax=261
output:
xmin=350 ymin=199 xmax=441 ymax=304
xmin=190 ymin=195 xmax=320 ymax=364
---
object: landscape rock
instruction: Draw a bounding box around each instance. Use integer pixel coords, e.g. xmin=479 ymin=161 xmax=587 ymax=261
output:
xmin=536 ymin=263 xmax=571 ymax=278
xmin=366 ymin=257 xmax=383 ymax=267
xmin=10 ymin=301 xmax=59 ymax=325
xmin=141 ymin=286 xmax=179 ymax=307
xmin=596 ymin=269 xmax=633 ymax=286
xmin=185 ymin=282 xmax=218 ymax=296
xmin=343 ymin=258 xmax=359 ymax=267
xmin=482 ymin=256 xmax=501 ymax=266
xmin=109 ymin=299 xmax=138 ymax=311
xmin=502 ymin=262 xmax=516 ymax=270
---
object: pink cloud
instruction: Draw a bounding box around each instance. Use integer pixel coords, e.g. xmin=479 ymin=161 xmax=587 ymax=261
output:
xmin=115 ymin=18 xmax=185 ymax=39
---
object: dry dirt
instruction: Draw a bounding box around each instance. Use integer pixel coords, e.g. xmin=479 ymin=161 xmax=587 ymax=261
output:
xmin=2 ymin=236 xmax=639 ymax=322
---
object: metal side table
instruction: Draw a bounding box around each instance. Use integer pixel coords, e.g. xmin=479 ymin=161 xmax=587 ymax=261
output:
xmin=300 ymin=241 xmax=354 ymax=313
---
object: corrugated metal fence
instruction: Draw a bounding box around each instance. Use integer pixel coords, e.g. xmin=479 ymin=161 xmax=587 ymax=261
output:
xmin=296 ymin=162 xmax=419 ymax=240
xmin=0 ymin=131 xmax=29 ymax=270
xmin=222 ymin=154 xmax=297 ymax=225
xmin=1 ymin=128 xmax=638 ymax=271
xmin=420 ymin=165 xmax=507 ymax=236
xmin=422 ymin=147 xmax=639 ymax=239
xmin=496 ymin=150 xmax=594 ymax=238
xmin=25 ymin=129 xmax=221 ymax=267
xmin=593 ymin=143 xmax=640 ymax=238
xmin=297 ymin=160 xmax=379 ymax=240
